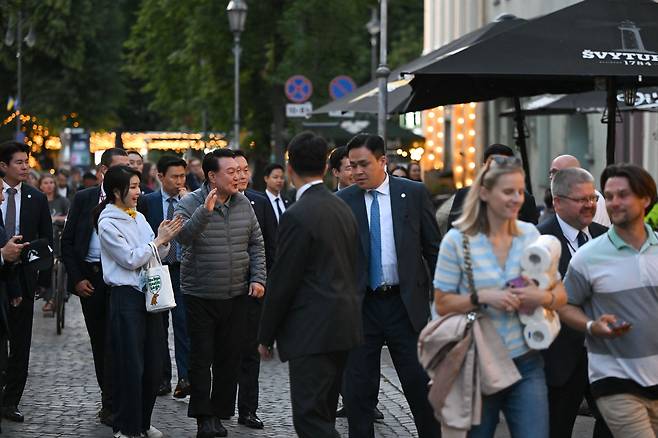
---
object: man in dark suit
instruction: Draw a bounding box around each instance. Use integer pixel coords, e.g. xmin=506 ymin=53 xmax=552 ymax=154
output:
xmin=537 ymin=167 xmax=612 ymax=438
xmin=138 ymin=155 xmax=191 ymax=400
xmin=0 ymin=167 xmax=28 ymax=433
xmin=447 ymin=144 xmax=539 ymax=230
xmin=263 ymin=163 xmax=292 ymax=223
xmin=258 ymin=131 xmax=362 ymax=438
xmin=127 ymin=150 xmax=154 ymax=195
xmin=222 ymin=150 xmax=278 ymax=429
xmin=61 ymin=147 xmax=129 ymax=426
xmin=337 ymin=134 xmax=441 ymax=438
xmin=0 ymin=141 xmax=53 ymax=423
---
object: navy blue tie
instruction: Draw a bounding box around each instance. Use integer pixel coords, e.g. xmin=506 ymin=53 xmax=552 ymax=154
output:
xmin=369 ymin=191 xmax=383 ymax=290
xmin=577 ymin=231 xmax=588 ymax=248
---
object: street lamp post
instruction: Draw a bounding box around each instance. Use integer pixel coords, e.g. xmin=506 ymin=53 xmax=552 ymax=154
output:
xmin=227 ymin=0 xmax=247 ymax=150
xmin=376 ymin=0 xmax=390 ymax=152
xmin=365 ymin=7 xmax=380 ymax=81
xmin=4 ymin=10 xmax=36 ymax=140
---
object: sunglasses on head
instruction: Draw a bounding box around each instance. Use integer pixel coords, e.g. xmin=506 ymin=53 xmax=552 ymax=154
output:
xmin=486 ymin=155 xmax=522 ymax=168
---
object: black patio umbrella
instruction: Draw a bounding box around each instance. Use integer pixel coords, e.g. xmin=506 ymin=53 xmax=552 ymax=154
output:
xmin=499 ymin=88 xmax=658 ymax=116
xmin=405 ymin=0 xmax=658 ymax=171
xmin=313 ymin=14 xmax=528 ymax=115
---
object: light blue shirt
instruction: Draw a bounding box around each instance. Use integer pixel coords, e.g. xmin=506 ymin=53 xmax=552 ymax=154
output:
xmin=434 ymin=221 xmax=540 ymax=358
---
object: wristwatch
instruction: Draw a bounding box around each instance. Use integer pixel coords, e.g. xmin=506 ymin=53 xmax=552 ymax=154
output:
xmin=470 ymin=293 xmax=480 ymax=307
xmin=586 ymin=320 xmax=594 ymax=335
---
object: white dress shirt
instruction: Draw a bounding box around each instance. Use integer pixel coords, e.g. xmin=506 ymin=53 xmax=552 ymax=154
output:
xmin=266 ymin=189 xmax=286 ymax=222
xmin=57 ymin=186 xmax=68 ymax=199
xmin=556 ymin=214 xmax=592 ymax=256
xmin=593 ymin=189 xmax=611 ymax=227
xmin=364 ymin=174 xmax=399 ymax=286
xmin=295 ymin=180 xmax=323 ymax=201
xmin=1 ymin=181 xmax=22 ymax=237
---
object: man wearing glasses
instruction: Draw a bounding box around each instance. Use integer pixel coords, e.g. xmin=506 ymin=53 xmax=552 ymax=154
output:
xmin=538 ymin=167 xmax=612 ymax=438
xmin=548 ymin=155 xmax=610 ymax=227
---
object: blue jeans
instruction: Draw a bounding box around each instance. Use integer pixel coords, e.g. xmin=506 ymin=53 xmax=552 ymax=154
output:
xmin=468 ymin=352 xmax=548 ymax=438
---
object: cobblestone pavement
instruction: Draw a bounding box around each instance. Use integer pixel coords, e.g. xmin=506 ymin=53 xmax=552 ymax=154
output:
xmin=4 ymin=298 xmax=595 ymax=437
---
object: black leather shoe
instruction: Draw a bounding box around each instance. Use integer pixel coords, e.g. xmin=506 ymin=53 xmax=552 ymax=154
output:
xmin=212 ymin=417 xmax=228 ymax=437
xmin=374 ymin=406 xmax=385 ymax=421
xmin=336 ymin=406 xmax=347 ymax=418
xmin=156 ymin=382 xmax=171 ymax=396
xmin=238 ymin=412 xmax=264 ymax=429
xmin=98 ymin=407 xmax=113 ymax=427
xmin=196 ymin=417 xmax=216 ymax=438
xmin=173 ymin=379 xmax=191 ymax=399
xmin=2 ymin=406 xmax=23 ymax=423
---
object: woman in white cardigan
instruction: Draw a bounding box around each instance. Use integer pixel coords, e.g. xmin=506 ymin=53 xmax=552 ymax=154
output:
xmin=94 ymin=165 xmax=182 ymax=438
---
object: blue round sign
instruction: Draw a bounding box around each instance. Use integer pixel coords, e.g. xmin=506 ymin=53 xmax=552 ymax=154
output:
xmin=285 ymin=75 xmax=313 ymax=103
xmin=329 ymin=75 xmax=357 ymax=100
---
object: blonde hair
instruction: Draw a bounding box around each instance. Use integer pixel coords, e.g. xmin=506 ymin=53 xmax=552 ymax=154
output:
xmin=453 ymin=157 xmax=525 ymax=236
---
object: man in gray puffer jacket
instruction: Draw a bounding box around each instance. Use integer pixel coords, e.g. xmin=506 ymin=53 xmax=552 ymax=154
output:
xmin=175 ymin=148 xmax=266 ymax=438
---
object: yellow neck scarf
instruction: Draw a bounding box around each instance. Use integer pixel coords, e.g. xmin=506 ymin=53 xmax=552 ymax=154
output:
xmin=123 ymin=208 xmax=137 ymax=219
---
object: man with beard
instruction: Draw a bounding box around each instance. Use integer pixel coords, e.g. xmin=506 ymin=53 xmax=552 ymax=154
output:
xmin=560 ymin=164 xmax=658 ymax=438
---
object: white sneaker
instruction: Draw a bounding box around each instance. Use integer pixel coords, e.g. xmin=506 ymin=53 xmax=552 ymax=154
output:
xmin=144 ymin=426 xmax=164 ymax=438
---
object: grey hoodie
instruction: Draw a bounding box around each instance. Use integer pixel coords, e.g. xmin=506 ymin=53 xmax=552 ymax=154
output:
xmin=98 ymin=203 xmax=169 ymax=290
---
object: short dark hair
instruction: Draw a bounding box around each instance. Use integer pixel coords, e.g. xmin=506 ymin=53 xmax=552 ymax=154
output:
xmin=93 ymin=165 xmax=141 ymax=229
xmin=346 ymin=134 xmax=385 ymax=158
xmin=202 ymin=148 xmax=235 ymax=180
xmin=127 ymin=150 xmax=142 ymax=158
xmin=328 ymin=146 xmax=349 ymax=172
xmin=82 ymin=171 xmax=96 ymax=181
xmin=286 ymin=132 xmax=328 ymax=177
xmin=0 ymin=141 xmax=30 ymax=165
xmin=56 ymin=168 xmax=70 ymax=178
xmin=264 ymin=163 xmax=284 ymax=177
xmin=233 ymin=149 xmax=247 ymax=160
xmin=601 ymin=163 xmax=657 ymax=209
xmin=484 ymin=143 xmax=514 ymax=161
xmin=157 ymin=155 xmax=187 ymax=174
xmin=100 ymin=148 xmax=128 ymax=168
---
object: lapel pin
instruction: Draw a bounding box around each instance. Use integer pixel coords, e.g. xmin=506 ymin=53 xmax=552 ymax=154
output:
xmin=401 ymin=193 xmax=406 ymax=198
xmin=27 ymin=194 xmax=31 ymax=199
xmin=251 ymin=201 xmax=255 ymax=205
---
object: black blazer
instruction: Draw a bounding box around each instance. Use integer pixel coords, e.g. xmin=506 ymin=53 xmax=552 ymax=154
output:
xmin=245 ymin=188 xmax=277 ymax=271
xmin=537 ymin=214 xmax=608 ymax=387
xmin=337 ymin=176 xmax=442 ymax=332
xmin=61 ymin=186 xmax=102 ymax=294
xmin=139 ymin=190 xmax=165 ymax=234
xmin=0 ymin=225 xmax=18 ymax=336
xmin=448 ymin=187 xmax=539 ymax=230
xmin=258 ymin=184 xmax=362 ymax=362
xmin=11 ymin=184 xmax=53 ymax=296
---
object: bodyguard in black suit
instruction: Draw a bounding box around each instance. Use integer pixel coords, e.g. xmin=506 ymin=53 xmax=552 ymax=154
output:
xmin=337 ymin=134 xmax=441 ymax=438
xmin=537 ymin=168 xmax=612 ymax=438
xmin=226 ymin=151 xmax=277 ymax=429
xmin=138 ymin=156 xmax=191 ymax=399
xmin=0 ymin=141 xmax=53 ymax=423
xmin=61 ymin=148 xmax=129 ymax=425
xmin=258 ymin=132 xmax=362 ymax=438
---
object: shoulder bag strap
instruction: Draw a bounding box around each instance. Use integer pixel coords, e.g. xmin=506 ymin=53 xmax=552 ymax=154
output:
xmin=461 ymin=232 xmax=477 ymax=300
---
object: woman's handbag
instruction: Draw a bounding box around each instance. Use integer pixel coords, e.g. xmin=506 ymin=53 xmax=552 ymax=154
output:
xmin=143 ymin=242 xmax=176 ymax=313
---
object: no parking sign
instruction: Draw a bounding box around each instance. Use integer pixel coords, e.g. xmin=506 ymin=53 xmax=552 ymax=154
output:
xmin=329 ymin=75 xmax=357 ymax=100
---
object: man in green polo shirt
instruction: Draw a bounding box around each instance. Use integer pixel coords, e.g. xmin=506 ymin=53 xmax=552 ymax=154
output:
xmin=560 ymin=163 xmax=658 ymax=438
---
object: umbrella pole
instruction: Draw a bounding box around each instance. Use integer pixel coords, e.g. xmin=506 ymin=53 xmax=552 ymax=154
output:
xmin=513 ymin=96 xmax=533 ymax=195
xmin=606 ymin=79 xmax=616 ymax=166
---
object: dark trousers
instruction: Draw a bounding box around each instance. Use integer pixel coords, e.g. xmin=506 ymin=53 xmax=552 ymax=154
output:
xmin=548 ymin=348 xmax=613 ymax=438
xmin=0 ymin=332 xmax=7 ymax=425
xmin=79 ymin=262 xmax=113 ymax=410
xmin=186 ymin=294 xmax=247 ymax=419
xmin=225 ymin=296 xmax=262 ymax=416
xmin=3 ymin=293 xmax=34 ymax=408
xmin=290 ymin=351 xmax=348 ymax=438
xmin=343 ymin=293 xmax=440 ymax=438
xmin=111 ymin=286 xmax=162 ymax=436
xmin=161 ymin=264 xmax=190 ymax=384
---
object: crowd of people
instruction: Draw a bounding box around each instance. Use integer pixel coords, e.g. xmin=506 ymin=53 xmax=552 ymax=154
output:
xmin=0 ymin=132 xmax=654 ymax=438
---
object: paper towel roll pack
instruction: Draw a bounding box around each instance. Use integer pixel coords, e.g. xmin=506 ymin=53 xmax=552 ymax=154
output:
xmin=520 ymin=234 xmax=561 ymax=274
xmin=516 ymin=235 xmax=562 ymax=350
